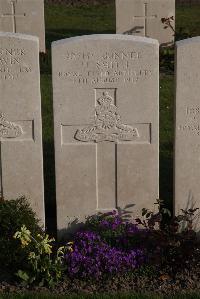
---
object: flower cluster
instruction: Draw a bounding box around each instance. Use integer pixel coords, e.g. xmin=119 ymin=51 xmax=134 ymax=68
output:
xmin=65 ymin=231 xmax=144 ymax=279
xmin=85 ymin=210 xmax=148 ymax=250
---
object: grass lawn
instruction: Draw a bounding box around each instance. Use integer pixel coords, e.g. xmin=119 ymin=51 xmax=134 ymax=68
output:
xmin=41 ymin=3 xmax=200 ymax=229
xmin=176 ymin=4 xmax=200 ymax=37
xmin=1 ymin=292 xmax=200 ymax=299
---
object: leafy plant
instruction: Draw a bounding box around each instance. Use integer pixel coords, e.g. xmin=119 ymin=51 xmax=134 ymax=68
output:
xmin=175 ymin=207 xmax=199 ymax=231
xmin=85 ymin=210 xmax=146 ymax=249
xmin=14 ymin=225 xmax=66 ymax=287
xmin=0 ymin=197 xmax=42 ymax=273
xmin=161 ymin=16 xmax=175 ymax=34
xmin=161 ymin=16 xmax=192 ymax=41
xmin=82 ymin=200 xmax=199 ymax=278
xmin=135 ymin=199 xmax=198 ymax=273
xmin=135 ymin=198 xmax=171 ymax=229
xmin=160 ymin=16 xmax=193 ymax=73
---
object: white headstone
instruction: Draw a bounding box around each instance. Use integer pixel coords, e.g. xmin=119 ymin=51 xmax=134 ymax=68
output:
xmin=0 ymin=32 xmax=44 ymax=224
xmin=116 ymin=0 xmax=175 ymax=47
xmin=0 ymin=0 xmax=45 ymax=52
xmin=52 ymin=35 xmax=159 ymax=236
xmin=175 ymin=37 xmax=200 ymax=231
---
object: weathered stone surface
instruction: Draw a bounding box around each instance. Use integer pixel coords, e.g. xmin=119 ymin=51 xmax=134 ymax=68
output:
xmin=116 ymin=0 xmax=175 ymax=47
xmin=175 ymin=37 xmax=200 ymax=231
xmin=52 ymin=34 xmax=159 ymax=236
xmin=0 ymin=0 xmax=45 ymax=52
xmin=0 ymin=32 xmax=44 ymax=224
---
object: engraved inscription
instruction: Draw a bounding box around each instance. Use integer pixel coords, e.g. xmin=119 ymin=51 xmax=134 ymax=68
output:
xmin=186 ymin=106 xmax=200 ymax=120
xmin=178 ymin=106 xmax=200 ymax=136
xmin=75 ymin=92 xmax=139 ymax=143
xmin=65 ymin=51 xmax=141 ymax=61
xmin=178 ymin=124 xmax=200 ymax=135
xmin=0 ymin=111 xmax=23 ymax=138
xmin=0 ymin=48 xmax=32 ymax=80
xmin=57 ymin=50 xmax=153 ymax=85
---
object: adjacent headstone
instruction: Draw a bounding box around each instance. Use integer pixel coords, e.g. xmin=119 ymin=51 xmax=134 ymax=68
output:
xmin=52 ymin=34 xmax=159 ymax=236
xmin=0 ymin=0 xmax=45 ymax=52
xmin=175 ymin=37 xmax=200 ymax=231
xmin=116 ymin=0 xmax=175 ymax=47
xmin=0 ymin=32 xmax=44 ymax=224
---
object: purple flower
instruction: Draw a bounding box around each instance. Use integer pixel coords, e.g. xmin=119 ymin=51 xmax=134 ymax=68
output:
xmin=100 ymin=220 xmax=110 ymax=228
xmin=65 ymin=231 xmax=144 ymax=279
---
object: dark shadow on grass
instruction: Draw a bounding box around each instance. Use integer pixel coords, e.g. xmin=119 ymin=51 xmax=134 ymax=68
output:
xmin=160 ymin=141 xmax=173 ymax=211
xmin=40 ymin=52 xmax=52 ymax=75
xmin=43 ymin=141 xmax=57 ymax=238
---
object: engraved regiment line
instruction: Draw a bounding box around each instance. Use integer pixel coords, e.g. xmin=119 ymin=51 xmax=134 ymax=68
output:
xmin=0 ymin=111 xmax=33 ymax=198
xmin=61 ymin=89 xmax=150 ymax=211
xmin=178 ymin=106 xmax=200 ymax=136
xmin=1 ymin=1 xmax=26 ymax=33
xmin=133 ymin=3 xmax=157 ymax=37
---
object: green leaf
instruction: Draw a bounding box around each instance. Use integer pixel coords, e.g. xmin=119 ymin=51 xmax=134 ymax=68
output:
xmin=16 ymin=270 xmax=29 ymax=282
xmin=39 ymin=279 xmax=44 ymax=287
xmin=162 ymin=208 xmax=171 ymax=217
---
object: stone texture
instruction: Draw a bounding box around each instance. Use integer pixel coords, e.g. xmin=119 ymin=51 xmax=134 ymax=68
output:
xmin=0 ymin=0 xmax=45 ymax=52
xmin=175 ymin=37 xmax=200 ymax=232
xmin=116 ymin=0 xmax=175 ymax=47
xmin=52 ymin=34 xmax=159 ymax=237
xmin=0 ymin=32 xmax=44 ymax=224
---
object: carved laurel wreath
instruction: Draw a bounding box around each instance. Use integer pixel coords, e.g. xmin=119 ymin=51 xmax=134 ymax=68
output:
xmin=0 ymin=111 xmax=23 ymax=138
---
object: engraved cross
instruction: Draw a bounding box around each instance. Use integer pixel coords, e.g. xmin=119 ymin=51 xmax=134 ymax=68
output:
xmin=1 ymin=1 xmax=26 ymax=33
xmin=133 ymin=3 xmax=157 ymax=37
xmin=61 ymin=89 xmax=151 ymax=212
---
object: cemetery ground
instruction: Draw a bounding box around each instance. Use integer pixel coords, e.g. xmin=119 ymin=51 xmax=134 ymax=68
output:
xmin=2 ymin=293 xmax=200 ymax=299
xmin=1 ymin=1 xmax=200 ymax=298
xmin=1 ymin=293 xmax=200 ymax=299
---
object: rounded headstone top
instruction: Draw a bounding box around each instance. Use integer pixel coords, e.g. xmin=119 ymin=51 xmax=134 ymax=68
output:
xmin=52 ymin=34 xmax=159 ymax=48
xmin=176 ymin=36 xmax=200 ymax=47
xmin=0 ymin=31 xmax=39 ymax=42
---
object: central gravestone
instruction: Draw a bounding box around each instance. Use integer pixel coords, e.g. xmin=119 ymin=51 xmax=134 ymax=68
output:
xmin=0 ymin=32 xmax=44 ymax=224
xmin=52 ymin=35 xmax=159 ymax=236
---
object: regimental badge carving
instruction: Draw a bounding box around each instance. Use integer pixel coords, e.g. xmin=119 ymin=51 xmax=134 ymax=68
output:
xmin=0 ymin=111 xmax=23 ymax=138
xmin=75 ymin=92 xmax=139 ymax=143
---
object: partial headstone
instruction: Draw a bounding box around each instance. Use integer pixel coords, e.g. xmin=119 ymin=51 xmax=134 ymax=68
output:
xmin=0 ymin=32 xmax=44 ymax=224
xmin=116 ymin=0 xmax=175 ymax=47
xmin=175 ymin=37 xmax=200 ymax=231
xmin=52 ymin=34 xmax=159 ymax=237
xmin=0 ymin=0 xmax=45 ymax=52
